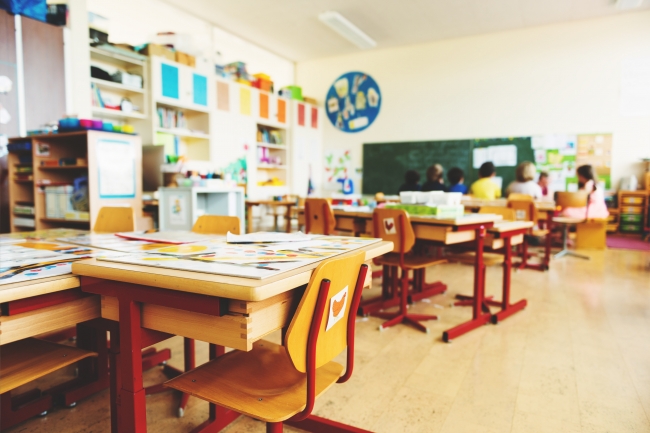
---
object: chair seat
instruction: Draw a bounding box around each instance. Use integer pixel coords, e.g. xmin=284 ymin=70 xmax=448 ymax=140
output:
xmin=552 ymin=217 xmax=584 ymax=225
xmin=374 ymin=252 xmax=447 ymax=269
xmin=446 ymin=252 xmax=504 ymax=266
xmin=165 ymin=340 xmax=344 ymax=423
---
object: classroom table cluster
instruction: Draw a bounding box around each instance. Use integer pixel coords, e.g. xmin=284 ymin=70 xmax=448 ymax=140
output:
xmin=1 ymin=197 xmax=561 ymax=433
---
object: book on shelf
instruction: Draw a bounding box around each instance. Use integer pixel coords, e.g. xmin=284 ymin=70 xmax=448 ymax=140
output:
xmin=14 ymin=217 xmax=36 ymax=228
xmin=15 ymin=166 xmax=33 ymax=173
xmin=157 ymin=107 xmax=187 ymax=129
xmin=91 ymin=82 xmax=105 ymax=108
xmin=14 ymin=205 xmax=35 ymax=215
xmin=14 ymin=174 xmax=33 ymax=181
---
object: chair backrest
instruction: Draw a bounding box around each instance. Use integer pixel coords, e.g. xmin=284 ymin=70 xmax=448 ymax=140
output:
xmin=555 ymin=191 xmax=588 ymax=209
xmin=479 ymin=206 xmax=516 ymax=221
xmin=93 ymin=207 xmax=135 ymax=233
xmin=508 ymin=193 xmax=534 ymax=202
xmin=372 ymin=208 xmax=415 ymax=255
xmin=285 ymin=251 xmax=367 ymax=373
xmin=191 ymin=215 xmax=241 ymax=235
xmin=304 ymin=198 xmax=336 ymax=235
xmin=507 ymin=200 xmax=537 ymax=223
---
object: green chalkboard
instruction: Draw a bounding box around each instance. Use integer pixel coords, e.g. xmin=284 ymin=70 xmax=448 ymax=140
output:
xmin=362 ymin=136 xmax=535 ymax=195
xmin=362 ymin=140 xmax=471 ymax=195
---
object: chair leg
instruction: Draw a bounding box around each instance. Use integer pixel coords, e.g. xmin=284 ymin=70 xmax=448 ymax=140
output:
xmin=379 ymin=268 xmax=437 ymax=334
xmin=554 ymin=225 xmax=589 ymax=260
xmin=267 ymin=422 xmax=283 ymax=433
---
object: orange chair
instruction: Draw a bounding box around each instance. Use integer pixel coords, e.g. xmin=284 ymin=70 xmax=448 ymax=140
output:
xmin=304 ymin=198 xmax=336 ymax=235
xmin=507 ymin=199 xmax=551 ymax=270
xmin=93 ymin=206 xmax=134 ymax=233
xmin=371 ymin=208 xmax=446 ymax=333
xmin=165 ymin=253 xmax=370 ymax=432
xmin=554 ymin=192 xmax=590 ymax=260
xmin=151 ymin=215 xmax=242 ymax=417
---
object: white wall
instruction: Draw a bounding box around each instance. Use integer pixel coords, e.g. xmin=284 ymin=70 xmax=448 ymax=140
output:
xmin=296 ymin=11 xmax=650 ymax=191
xmin=86 ymin=0 xmax=295 ymax=88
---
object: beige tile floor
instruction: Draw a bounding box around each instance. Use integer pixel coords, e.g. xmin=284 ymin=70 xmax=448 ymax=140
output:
xmin=6 ymin=248 xmax=650 ymax=433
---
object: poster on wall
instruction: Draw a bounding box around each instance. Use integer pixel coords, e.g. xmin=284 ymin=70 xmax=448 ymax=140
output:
xmin=532 ymin=134 xmax=577 ymax=193
xmin=168 ymin=194 xmax=188 ymax=225
xmin=326 ymin=72 xmax=381 ymax=133
xmin=324 ymin=150 xmax=352 ymax=189
xmin=96 ymin=139 xmax=136 ymax=198
xmin=576 ymin=134 xmax=612 ymax=189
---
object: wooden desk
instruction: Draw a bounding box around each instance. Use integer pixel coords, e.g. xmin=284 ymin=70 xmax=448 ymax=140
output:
xmin=245 ymin=199 xmax=295 ymax=233
xmin=461 ymin=197 xmax=556 ymax=213
xmin=74 ymin=240 xmax=393 ymax=433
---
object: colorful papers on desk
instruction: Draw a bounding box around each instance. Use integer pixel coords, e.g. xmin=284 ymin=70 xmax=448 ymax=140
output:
xmin=58 ymin=233 xmax=171 ymax=253
xmin=115 ymin=231 xmax=215 ymax=244
xmin=225 ymin=231 xmax=315 ymax=244
xmin=0 ymin=241 xmax=119 ymax=285
xmin=98 ymin=236 xmax=380 ymax=280
xmin=0 ymin=228 xmax=88 ymax=244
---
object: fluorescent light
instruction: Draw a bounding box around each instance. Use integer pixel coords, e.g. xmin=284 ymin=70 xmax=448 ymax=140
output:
xmin=616 ymin=0 xmax=643 ymax=10
xmin=318 ymin=11 xmax=376 ymax=50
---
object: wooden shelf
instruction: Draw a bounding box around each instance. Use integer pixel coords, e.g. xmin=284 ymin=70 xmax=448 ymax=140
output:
xmin=256 ymin=142 xmax=286 ymax=150
xmin=155 ymin=128 xmax=209 ymax=140
xmin=90 ymin=46 xmax=146 ymax=67
xmin=91 ymin=78 xmax=145 ymax=94
xmin=38 ymin=165 xmax=88 ymax=170
xmin=156 ymin=100 xmax=210 ymax=115
xmin=40 ymin=218 xmax=90 ymax=225
xmin=13 ymin=179 xmax=33 ymax=184
xmin=92 ymin=107 xmax=147 ymax=120
xmin=257 ymin=164 xmax=287 ymax=170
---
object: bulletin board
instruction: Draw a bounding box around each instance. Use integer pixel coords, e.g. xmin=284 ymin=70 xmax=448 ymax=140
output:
xmin=576 ymin=134 xmax=612 ymax=189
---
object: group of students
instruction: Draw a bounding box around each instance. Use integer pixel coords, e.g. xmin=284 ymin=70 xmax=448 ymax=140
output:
xmin=398 ymin=161 xmax=609 ymax=219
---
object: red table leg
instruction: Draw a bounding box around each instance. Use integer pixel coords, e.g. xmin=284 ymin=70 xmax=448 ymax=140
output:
xmin=443 ymin=226 xmax=492 ymax=342
xmin=358 ymin=265 xmax=400 ymax=315
xmin=491 ymin=236 xmax=527 ymax=324
xmin=409 ymin=268 xmax=446 ymax=302
xmin=0 ymin=390 xmax=51 ymax=430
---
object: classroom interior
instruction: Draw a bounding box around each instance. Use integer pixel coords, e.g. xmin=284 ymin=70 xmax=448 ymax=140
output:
xmin=0 ymin=1 xmax=649 ymax=433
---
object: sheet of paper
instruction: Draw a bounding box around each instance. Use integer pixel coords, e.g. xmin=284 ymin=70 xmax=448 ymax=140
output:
xmin=492 ymin=176 xmax=503 ymax=190
xmin=620 ymin=56 xmax=650 ymax=116
xmin=488 ymin=145 xmax=517 ymax=167
xmin=240 ymin=87 xmax=251 ymax=116
xmin=472 ymin=147 xmax=488 ymax=169
xmin=96 ymin=138 xmax=136 ymax=198
xmin=115 ymin=231 xmax=216 ymax=245
xmin=98 ymin=236 xmax=381 ymax=280
xmin=217 ymin=81 xmax=230 ymax=111
xmin=226 ymin=231 xmax=315 ymax=244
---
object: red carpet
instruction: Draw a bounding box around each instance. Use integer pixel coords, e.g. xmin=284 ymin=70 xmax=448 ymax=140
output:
xmin=606 ymin=235 xmax=650 ymax=251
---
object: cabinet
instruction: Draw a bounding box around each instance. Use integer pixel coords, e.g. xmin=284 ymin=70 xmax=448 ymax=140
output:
xmin=154 ymin=58 xmax=210 ymax=111
xmin=158 ymin=186 xmax=245 ymax=232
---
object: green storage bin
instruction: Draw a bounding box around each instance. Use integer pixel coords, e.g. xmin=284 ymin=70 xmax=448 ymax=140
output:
xmin=620 ymin=214 xmax=643 ymax=223
xmin=620 ymin=223 xmax=643 ymax=233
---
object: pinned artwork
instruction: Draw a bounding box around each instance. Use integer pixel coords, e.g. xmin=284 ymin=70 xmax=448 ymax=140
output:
xmin=326 ymin=285 xmax=348 ymax=331
xmin=383 ymin=218 xmax=396 ymax=235
xmin=326 ymin=72 xmax=381 ymax=133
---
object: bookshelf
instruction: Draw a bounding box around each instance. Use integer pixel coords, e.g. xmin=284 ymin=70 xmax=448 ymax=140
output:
xmin=7 ymin=131 xmax=143 ymax=232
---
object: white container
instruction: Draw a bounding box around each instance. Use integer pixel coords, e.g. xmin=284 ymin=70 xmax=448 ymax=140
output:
xmin=400 ymin=191 xmax=418 ymax=204
xmin=45 ymin=185 xmax=74 ymax=218
xmin=427 ymin=192 xmax=462 ymax=206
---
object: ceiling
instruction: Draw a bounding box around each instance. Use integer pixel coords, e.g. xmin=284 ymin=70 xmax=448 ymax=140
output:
xmin=162 ymin=0 xmax=650 ymax=61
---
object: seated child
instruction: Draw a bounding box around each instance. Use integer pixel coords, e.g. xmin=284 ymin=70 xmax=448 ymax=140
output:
xmin=560 ymin=165 xmax=609 ymax=219
xmin=447 ymin=167 xmax=468 ymax=194
xmin=470 ymin=162 xmax=501 ymax=200
xmin=398 ymin=169 xmax=422 ymax=193
xmin=538 ymin=171 xmax=550 ymax=197
xmin=506 ymin=161 xmax=543 ymax=199
xmin=422 ymin=164 xmax=446 ymax=192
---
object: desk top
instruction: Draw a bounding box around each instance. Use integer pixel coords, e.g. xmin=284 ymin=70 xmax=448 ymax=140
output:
xmin=489 ymin=221 xmax=534 ymax=233
xmin=246 ymin=200 xmax=295 ymax=206
xmin=73 ymin=241 xmax=393 ymax=302
xmin=0 ymin=275 xmax=80 ymax=304
xmin=461 ymin=198 xmax=556 ymax=212
xmin=332 ymin=209 xmax=503 ymax=227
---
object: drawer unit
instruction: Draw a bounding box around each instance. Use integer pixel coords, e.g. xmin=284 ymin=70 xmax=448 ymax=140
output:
xmin=620 ymin=214 xmax=643 ymax=223
xmin=620 ymin=206 xmax=643 ymax=214
xmin=621 ymin=196 xmax=645 ymax=205
xmin=620 ymin=223 xmax=643 ymax=233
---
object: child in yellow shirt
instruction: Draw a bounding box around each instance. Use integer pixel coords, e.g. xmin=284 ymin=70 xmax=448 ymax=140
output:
xmin=470 ymin=162 xmax=502 ymax=200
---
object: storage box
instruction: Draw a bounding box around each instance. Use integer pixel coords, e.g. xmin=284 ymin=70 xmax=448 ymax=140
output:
xmin=620 ymin=223 xmax=643 ymax=233
xmin=140 ymin=44 xmax=175 ymax=61
xmin=64 ymin=211 xmax=90 ymax=221
xmin=427 ymin=192 xmax=462 ymax=206
xmin=280 ymin=85 xmax=302 ymax=100
xmin=175 ymin=51 xmax=195 ymax=68
xmin=621 ymin=196 xmax=644 ymax=205
xmin=620 ymin=214 xmax=643 ymax=223
xmin=620 ymin=206 xmax=643 ymax=214
xmin=111 ymin=71 xmax=143 ymax=89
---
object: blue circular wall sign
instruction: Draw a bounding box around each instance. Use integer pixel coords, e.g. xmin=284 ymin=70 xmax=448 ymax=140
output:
xmin=325 ymin=72 xmax=381 ymax=133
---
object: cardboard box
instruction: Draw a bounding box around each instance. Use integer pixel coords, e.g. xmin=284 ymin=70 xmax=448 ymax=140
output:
xmin=175 ymin=51 xmax=196 ymax=68
xmin=140 ymin=44 xmax=175 ymax=61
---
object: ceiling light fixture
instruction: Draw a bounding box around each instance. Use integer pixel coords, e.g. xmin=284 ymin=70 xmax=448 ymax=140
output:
xmin=615 ymin=0 xmax=644 ymax=10
xmin=318 ymin=11 xmax=376 ymax=49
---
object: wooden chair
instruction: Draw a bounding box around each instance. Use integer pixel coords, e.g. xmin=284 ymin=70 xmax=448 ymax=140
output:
xmin=192 ymin=215 xmax=241 ymax=235
xmin=507 ymin=193 xmax=534 ymax=201
xmin=576 ymin=219 xmax=608 ymax=250
xmin=478 ymin=206 xmax=516 ymax=221
xmin=507 ymin=199 xmax=551 ymax=270
xmin=151 ymin=215 xmax=242 ymax=417
xmin=165 ymin=253 xmax=370 ymax=432
xmin=554 ymin=192 xmax=590 ymax=260
xmin=93 ymin=206 xmax=134 ymax=233
xmin=0 ymin=339 xmax=96 ymax=429
xmin=304 ymin=198 xmax=336 ymax=235
xmin=267 ymin=195 xmax=298 ymax=231
xmin=372 ymin=208 xmax=446 ymax=333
